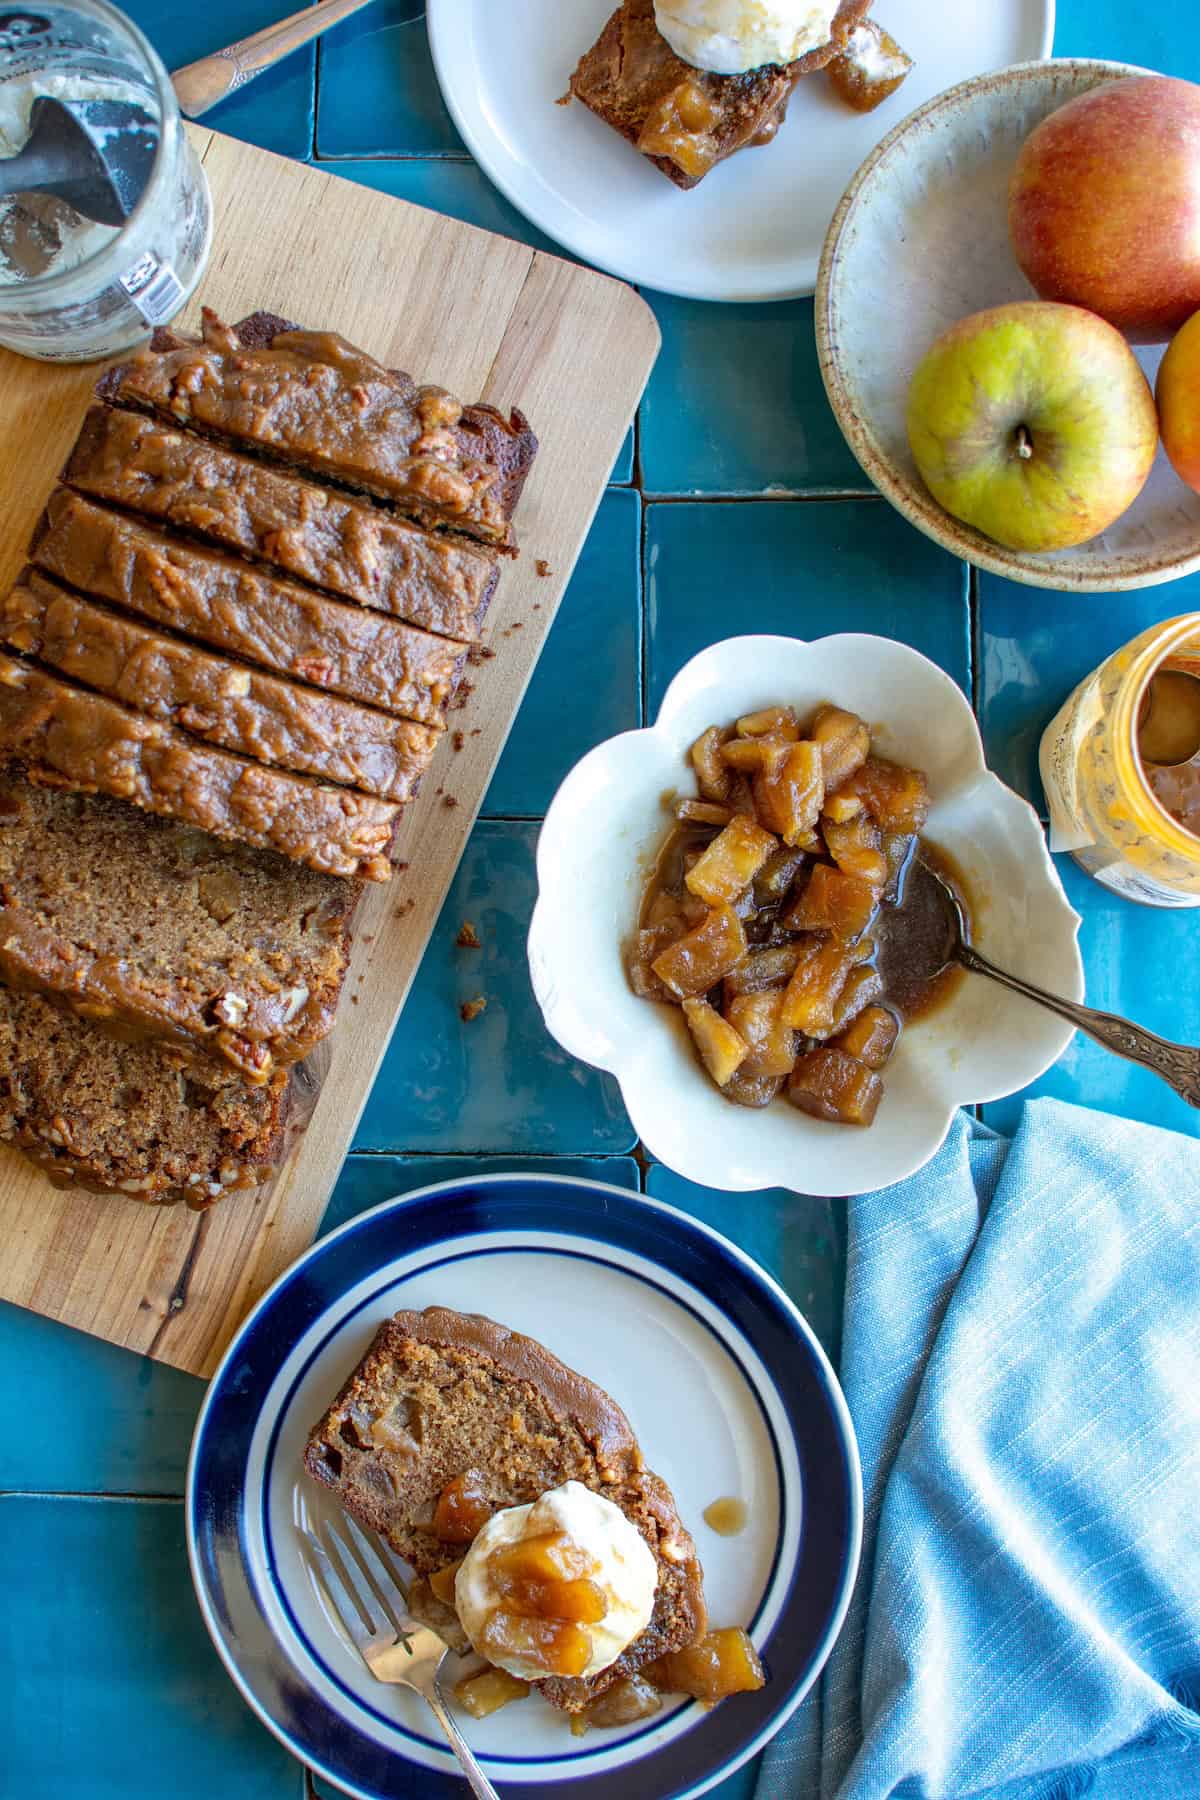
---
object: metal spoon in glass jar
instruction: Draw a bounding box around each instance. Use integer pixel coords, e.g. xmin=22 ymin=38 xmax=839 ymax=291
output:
xmin=910 ymin=857 xmax=1200 ymax=1108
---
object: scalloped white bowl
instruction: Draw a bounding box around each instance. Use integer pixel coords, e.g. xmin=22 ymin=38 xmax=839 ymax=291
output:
xmin=529 ymin=635 xmax=1084 ymax=1196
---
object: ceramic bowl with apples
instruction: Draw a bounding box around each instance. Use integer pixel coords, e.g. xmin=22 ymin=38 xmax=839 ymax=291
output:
xmin=816 ymin=59 xmax=1200 ymax=592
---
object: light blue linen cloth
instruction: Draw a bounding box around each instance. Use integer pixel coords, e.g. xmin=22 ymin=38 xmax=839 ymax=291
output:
xmin=757 ymin=1097 xmax=1200 ymax=1800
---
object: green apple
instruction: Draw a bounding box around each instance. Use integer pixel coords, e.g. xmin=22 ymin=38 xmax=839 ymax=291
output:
xmin=905 ymin=301 xmax=1158 ymax=553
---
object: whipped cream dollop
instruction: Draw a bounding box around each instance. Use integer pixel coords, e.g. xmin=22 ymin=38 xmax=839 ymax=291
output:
xmin=455 ymin=1481 xmax=658 ymax=1683
xmin=653 ymin=0 xmax=839 ymax=74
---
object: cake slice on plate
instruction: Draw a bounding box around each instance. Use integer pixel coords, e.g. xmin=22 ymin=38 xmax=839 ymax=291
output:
xmin=305 ymin=1305 xmax=710 ymax=1713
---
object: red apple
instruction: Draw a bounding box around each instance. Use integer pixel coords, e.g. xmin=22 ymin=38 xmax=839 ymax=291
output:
xmin=1156 ymin=308 xmax=1200 ymax=492
xmin=1009 ymin=76 xmax=1200 ymax=344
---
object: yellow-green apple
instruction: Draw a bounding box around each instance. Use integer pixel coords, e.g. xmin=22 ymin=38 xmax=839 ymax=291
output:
xmin=906 ymin=302 xmax=1158 ymax=552
xmin=1009 ymin=76 xmax=1200 ymax=344
xmin=1156 ymin=308 xmax=1200 ymax=493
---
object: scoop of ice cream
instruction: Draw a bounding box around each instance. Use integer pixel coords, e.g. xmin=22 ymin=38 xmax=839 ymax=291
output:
xmin=653 ymin=0 xmax=839 ymax=73
xmin=455 ymin=1480 xmax=658 ymax=1682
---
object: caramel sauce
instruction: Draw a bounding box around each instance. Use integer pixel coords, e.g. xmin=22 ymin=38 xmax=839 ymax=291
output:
xmin=703 ymin=1496 xmax=748 ymax=1536
xmin=637 ymin=80 xmax=721 ymax=179
xmin=432 ymin=1470 xmax=494 ymax=1543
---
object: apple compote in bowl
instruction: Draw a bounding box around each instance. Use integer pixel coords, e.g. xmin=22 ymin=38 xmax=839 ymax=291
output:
xmin=816 ymin=59 xmax=1200 ymax=594
xmin=528 ymin=634 xmax=1083 ymax=1197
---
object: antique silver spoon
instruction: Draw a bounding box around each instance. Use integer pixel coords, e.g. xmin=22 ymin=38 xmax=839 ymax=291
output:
xmin=913 ymin=857 xmax=1200 ymax=1108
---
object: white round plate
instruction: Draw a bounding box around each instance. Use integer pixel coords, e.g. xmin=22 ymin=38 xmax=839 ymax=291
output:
xmin=426 ymin=0 xmax=1053 ymax=303
xmin=188 ymin=1175 xmax=862 ymax=1800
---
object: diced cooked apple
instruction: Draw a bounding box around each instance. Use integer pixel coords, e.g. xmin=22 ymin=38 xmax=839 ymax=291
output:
xmin=685 ymin=814 xmax=778 ymax=907
xmin=827 ymin=963 xmax=885 ymax=1036
xmin=581 ymin=1674 xmax=664 ymax=1729
xmin=882 ymin=830 xmax=916 ymax=897
xmin=753 ymin=844 xmax=807 ymax=906
xmin=722 ymin=1068 xmax=784 ymax=1108
xmin=676 ymin=797 xmax=733 ymax=827
xmin=455 ymin=1667 xmax=532 ymax=1720
xmin=645 ymin=1629 xmax=766 ymax=1703
xmin=754 ymin=846 xmax=807 ymax=907
xmin=720 ymin=736 xmax=789 ymax=774
xmin=644 ymin=889 xmax=685 ymax=929
xmin=788 ymin=1047 xmax=884 ymax=1126
xmin=823 ymin=812 xmax=887 ymax=885
xmin=834 ymin=1003 xmax=899 ymax=1069
xmin=840 ymin=756 xmax=931 ymax=833
xmin=690 ymin=726 xmax=733 ymax=802
xmin=429 ymin=1558 xmax=464 ymax=1605
xmin=779 ymin=935 xmax=856 ymax=1034
xmin=722 ymin=942 xmax=803 ymax=997
xmin=754 ymin=741 xmax=824 ymax=846
xmin=628 ymin=922 xmax=685 ymax=1001
xmin=736 ymin=704 xmax=800 ymax=740
xmin=809 ymin=703 xmax=870 ymax=791
xmin=652 ymin=905 xmax=747 ymax=998
xmin=823 ymin=788 xmax=864 ymax=824
xmin=683 ymin=997 xmax=749 ymax=1086
xmin=725 ymin=990 xmax=797 ymax=1078
xmin=727 ymin=774 xmax=758 ymax=818
xmin=785 ymin=862 xmax=880 ymax=943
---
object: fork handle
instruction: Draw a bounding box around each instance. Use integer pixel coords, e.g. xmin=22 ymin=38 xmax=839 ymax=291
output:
xmin=423 ymin=1684 xmax=501 ymax=1800
xmin=958 ymin=943 xmax=1200 ymax=1107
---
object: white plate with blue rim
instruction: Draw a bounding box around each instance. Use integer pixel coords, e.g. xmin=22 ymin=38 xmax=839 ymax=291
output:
xmin=186 ymin=1173 xmax=862 ymax=1798
xmin=426 ymin=0 xmax=1054 ymax=302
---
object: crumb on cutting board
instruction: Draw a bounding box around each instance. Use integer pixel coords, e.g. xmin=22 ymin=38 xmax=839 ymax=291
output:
xmin=536 ymin=559 xmax=551 ymax=577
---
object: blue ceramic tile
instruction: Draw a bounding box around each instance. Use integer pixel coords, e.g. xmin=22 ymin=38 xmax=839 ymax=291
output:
xmin=981 ymin=855 xmax=1200 ymax=1140
xmin=640 ymin=294 xmax=867 ymax=495
xmin=320 ymin=1152 xmax=639 ymax=1235
xmin=485 ymin=489 xmax=641 ymax=815
xmin=977 ymin=574 xmax=1200 ymax=815
xmin=1055 ymin=3 xmax=1196 ymax=78
xmin=0 ymin=1305 xmax=201 ymax=1496
xmin=126 ymin=0 xmax=315 ymax=160
xmin=315 ymin=160 xmax=634 ymax=482
xmin=316 ymin=1 xmax=463 ymax=157
xmin=646 ymin=499 xmax=971 ymax=714
xmin=356 ymin=821 xmax=634 ymax=1154
xmin=646 ymin=1167 xmax=845 ymax=1366
xmin=0 ymin=1496 xmax=301 ymax=1799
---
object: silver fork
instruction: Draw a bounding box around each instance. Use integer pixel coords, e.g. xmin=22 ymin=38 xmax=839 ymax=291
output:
xmin=297 ymin=1506 xmax=500 ymax=1800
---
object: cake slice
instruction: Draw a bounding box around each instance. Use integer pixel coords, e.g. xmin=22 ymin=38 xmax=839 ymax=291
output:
xmin=102 ymin=310 xmax=539 ymax=553
xmin=0 ymin=654 xmax=400 ymax=881
xmin=2 ymin=571 xmax=436 ymax=804
xmin=63 ymin=408 xmax=498 ymax=643
xmin=569 ymin=0 xmax=872 ymax=189
xmin=0 ymin=984 xmax=293 ymax=1205
xmin=304 ymin=1306 xmax=707 ymax=1712
xmin=0 ymin=776 xmax=357 ymax=1083
xmin=34 ymin=489 xmax=468 ymax=723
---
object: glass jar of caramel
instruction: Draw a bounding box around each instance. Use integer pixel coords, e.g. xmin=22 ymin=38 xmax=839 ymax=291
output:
xmin=1040 ymin=614 xmax=1200 ymax=908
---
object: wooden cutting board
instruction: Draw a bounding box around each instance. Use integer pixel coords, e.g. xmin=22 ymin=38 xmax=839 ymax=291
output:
xmin=0 ymin=126 xmax=659 ymax=1377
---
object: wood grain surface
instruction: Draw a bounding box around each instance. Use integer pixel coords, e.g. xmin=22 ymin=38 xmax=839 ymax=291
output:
xmin=0 ymin=126 xmax=659 ymax=1376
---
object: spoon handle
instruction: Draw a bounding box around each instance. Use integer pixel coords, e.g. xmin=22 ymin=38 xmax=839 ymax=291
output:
xmin=957 ymin=944 xmax=1200 ymax=1108
xmin=172 ymin=0 xmax=375 ymax=118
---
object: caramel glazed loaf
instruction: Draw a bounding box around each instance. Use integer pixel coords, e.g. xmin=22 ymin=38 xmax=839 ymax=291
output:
xmin=99 ymin=309 xmax=539 ymax=554
xmin=305 ymin=1306 xmax=707 ymax=1712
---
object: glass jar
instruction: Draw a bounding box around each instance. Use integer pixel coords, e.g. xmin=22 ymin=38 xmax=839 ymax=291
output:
xmin=0 ymin=1 xmax=211 ymax=360
xmin=1039 ymin=614 xmax=1200 ymax=908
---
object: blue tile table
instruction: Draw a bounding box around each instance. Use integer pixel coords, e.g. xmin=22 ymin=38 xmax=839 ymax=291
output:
xmin=1 ymin=6 xmax=1196 ymax=1798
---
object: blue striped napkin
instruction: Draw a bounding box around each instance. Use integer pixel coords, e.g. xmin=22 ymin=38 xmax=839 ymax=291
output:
xmin=756 ymin=1098 xmax=1200 ymax=1800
